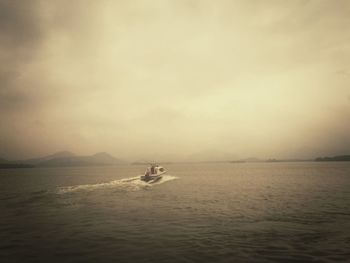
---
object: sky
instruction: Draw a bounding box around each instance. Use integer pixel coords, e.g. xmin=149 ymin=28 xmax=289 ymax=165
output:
xmin=0 ymin=0 xmax=349 ymax=161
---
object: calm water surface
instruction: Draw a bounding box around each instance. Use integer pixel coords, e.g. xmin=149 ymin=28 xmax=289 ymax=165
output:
xmin=1 ymin=162 xmax=350 ymax=262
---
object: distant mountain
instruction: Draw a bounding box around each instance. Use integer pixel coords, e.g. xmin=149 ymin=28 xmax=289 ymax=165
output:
xmin=2 ymin=151 xmax=125 ymax=168
xmin=241 ymin=157 xmax=263 ymax=162
xmin=230 ymin=158 xmax=310 ymax=163
xmin=315 ymin=155 xmax=350 ymax=162
xmin=37 ymin=152 xmax=125 ymax=167
xmin=0 ymin=163 xmax=35 ymax=169
xmin=90 ymin=152 xmax=121 ymax=164
xmin=0 ymin=158 xmax=8 ymax=164
xmin=0 ymin=157 xmax=35 ymax=169
xmin=265 ymin=158 xmax=310 ymax=162
xmin=46 ymin=151 xmax=76 ymax=159
xmin=230 ymin=157 xmax=263 ymax=163
xmin=18 ymin=151 xmax=76 ymax=165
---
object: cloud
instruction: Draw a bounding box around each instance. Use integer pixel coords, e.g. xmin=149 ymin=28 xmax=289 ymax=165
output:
xmin=0 ymin=0 xmax=45 ymax=112
xmin=0 ymin=0 xmax=349 ymax=160
xmin=0 ymin=1 xmax=42 ymax=48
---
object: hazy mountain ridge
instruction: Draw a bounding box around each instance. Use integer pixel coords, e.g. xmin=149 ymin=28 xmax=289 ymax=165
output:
xmin=38 ymin=152 xmax=125 ymax=167
xmin=0 ymin=158 xmax=8 ymax=164
xmin=0 ymin=151 xmax=125 ymax=168
xmin=16 ymin=151 xmax=76 ymax=165
xmin=1 ymin=153 xmax=350 ymax=169
xmin=315 ymin=155 xmax=350 ymax=162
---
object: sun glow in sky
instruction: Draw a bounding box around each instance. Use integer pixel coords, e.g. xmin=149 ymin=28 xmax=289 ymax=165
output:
xmin=0 ymin=0 xmax=349 ymax=161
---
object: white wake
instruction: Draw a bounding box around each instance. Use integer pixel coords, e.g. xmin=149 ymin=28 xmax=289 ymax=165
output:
xmin=57 ymin=175 xmax=178 ymax=194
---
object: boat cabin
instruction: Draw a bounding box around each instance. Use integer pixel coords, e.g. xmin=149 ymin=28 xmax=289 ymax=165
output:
xmin=145 ymin=164 xmax=165 ymax=176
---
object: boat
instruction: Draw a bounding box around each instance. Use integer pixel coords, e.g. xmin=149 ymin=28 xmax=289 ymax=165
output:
xmin=140 ymin=164 xmax=166 ymax=183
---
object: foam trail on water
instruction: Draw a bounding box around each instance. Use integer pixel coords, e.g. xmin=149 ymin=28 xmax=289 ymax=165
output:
xmin=57 ymin=175 xmax=178 ymax=194
xmin=153 ymin=175 xmax=178 ymax=185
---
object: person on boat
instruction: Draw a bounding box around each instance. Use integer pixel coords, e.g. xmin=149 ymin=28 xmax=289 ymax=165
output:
xmin=150 ymin=165 xmax=155 ymax=174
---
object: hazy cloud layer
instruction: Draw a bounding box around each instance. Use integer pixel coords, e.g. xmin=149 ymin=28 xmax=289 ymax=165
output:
xmin=0 ymin=0 xmax=349 ymax=160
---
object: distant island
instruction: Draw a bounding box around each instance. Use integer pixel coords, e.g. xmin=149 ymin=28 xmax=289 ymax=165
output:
xmin=230 ymin=158 xmax=311 ymax=163
xmin=315 ymin=155 xmax=350 ymax=162
xmin=1 ymin=152 xmax=350 ymax=169
xmin=0 ymin=151 xmax=125 ymax=169
xmin=229 ymin=156 xmax=350 ymax=163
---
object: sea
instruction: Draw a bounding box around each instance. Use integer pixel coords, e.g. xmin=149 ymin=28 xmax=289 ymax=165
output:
xmin=0 ymin=162 xmax=349 ymax=263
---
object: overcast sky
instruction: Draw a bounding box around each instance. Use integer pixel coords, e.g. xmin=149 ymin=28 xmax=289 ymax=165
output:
xmin=0 ymin=0 xmax=349 ymax=161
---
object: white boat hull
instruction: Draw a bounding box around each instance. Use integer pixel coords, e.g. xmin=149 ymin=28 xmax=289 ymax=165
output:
xmin=140 ymin=171 xmax=166 ymax=183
